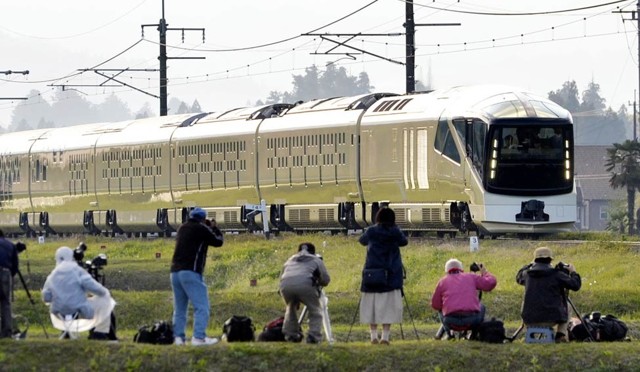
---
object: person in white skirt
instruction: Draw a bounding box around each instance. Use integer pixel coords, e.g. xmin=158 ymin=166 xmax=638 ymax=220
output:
xmin=358 ymin=207 xmax=408 ymax=345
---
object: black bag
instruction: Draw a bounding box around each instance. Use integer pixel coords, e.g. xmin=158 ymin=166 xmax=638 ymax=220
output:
xmin=571 ymin=313 xmax=628 ymax=342
xmin=257 ymin=316 xmax=285 ymax=342
xmin=133 ymin=320 xmax=174 ymax=345
xmin=223 ymin=315 xmax=256 ymax=342
xmin=362 ymin=268 xmax=388 ymax=287
xmin=477 ymin=318 xmax=506 ymax=343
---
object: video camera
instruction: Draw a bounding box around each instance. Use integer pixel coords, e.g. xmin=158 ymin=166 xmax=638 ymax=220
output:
xmin=74 ymin=242 xmax=107 ymax=284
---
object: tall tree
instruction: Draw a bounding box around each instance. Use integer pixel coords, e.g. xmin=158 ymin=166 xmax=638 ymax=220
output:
xmin=580 ymin=81 xmax=606 ymax=114
xmin=95 ymin=94 xmax=132 ymax=122
xmin=50 ymin=89 xmax=95 ymax=126
xmin=548 ymin=80 xmax=580 ymax=113
xmin=191 ymin=99 xmax=202 ymax=113
xmin=10 ymin=89 xmax=52 ymax=129
xmin=605 ymin=140 xmax=640 ymax=234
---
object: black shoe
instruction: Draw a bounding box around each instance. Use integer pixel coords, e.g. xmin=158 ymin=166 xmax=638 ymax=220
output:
xmin=306 ymin=335 xmax=320 ymax=344
xmin=88 ymin=332 xmax=110 ymax=341
xmin=285 ymin=333 xmax=303 ymax=343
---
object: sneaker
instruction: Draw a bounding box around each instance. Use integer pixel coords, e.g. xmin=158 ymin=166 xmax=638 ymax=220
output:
xmin=191 ymin=337 xmax=219 ymax=346
xmin=284 ymin=333 xmax=303 ymax=343
xmin=380 ymin=339 xmax=390 ymax=345
xmin=306 ymin=335 xmax=320 ymax=344
xmin=174 ymin=337 xmax=185 ymax=345
xmin=371 ymin=338 xmax=379 ymax=345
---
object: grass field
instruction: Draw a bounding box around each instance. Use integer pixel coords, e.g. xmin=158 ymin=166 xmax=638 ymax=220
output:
xmin=2 ymin=232 xmax=639 ymax=371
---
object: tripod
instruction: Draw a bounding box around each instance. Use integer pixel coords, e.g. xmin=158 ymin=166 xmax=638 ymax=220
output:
xmin=298 ymin=289 xmax=334 ymax=344
xmin=346 ymin=288 xmax=419 ymax=342
xmin=15 ymin=269 xmax=49 ymax=339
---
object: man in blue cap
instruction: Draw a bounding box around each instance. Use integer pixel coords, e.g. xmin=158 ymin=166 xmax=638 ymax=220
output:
xmin=170 ymin=207 xmax=224 ymax=346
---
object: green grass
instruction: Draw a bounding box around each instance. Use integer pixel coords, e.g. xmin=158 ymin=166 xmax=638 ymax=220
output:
xmin=5 ymin=233 xmax=640 ymax=371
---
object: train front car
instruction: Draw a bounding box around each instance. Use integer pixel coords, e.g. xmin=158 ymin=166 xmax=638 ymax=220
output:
xmin=359 ymin=85 xmax=576 ymax=237
xmin=459 ymin=87 xmax=576 ymax=235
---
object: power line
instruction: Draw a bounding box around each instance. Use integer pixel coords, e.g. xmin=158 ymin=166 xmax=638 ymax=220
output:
xmin=411 ymin=0 xmax=631 ymax=16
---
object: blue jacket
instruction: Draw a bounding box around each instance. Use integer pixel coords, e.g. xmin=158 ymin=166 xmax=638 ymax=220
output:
xmin=359 ymin=224 xmax=408 ymax=293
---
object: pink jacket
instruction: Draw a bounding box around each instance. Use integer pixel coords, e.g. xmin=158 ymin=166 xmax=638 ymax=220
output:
xmin=431 ymin=271 xmax=497 ymax=316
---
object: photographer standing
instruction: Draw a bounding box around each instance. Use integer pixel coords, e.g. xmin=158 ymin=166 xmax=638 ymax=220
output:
xmin=359 ymin=207 xmax=408 ymax=345
xmin=279 ymin=242 xmax=330 ymax=344
xmin=431 ymin=259 xmax=497 ymax=338
xmin=170 ymin=207 xmax=224 ymax=346
xmin=41 ymin=246 xmax=115 ymax=339
xmin=516 ymin=247 xmax=581 ymax=342
xmin=0 ymin=229 xmax=19 ymax=338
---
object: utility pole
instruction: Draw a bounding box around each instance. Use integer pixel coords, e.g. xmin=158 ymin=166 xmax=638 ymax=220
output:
xmin=614 ymin=1 xmax=640 ymax=141
xmin=0 ymin=70 xmax=29 ymax=100
xmin=404 ymin=0 xmax=460 ymax=93
xmin=142 ymin=0 xmax=205 ymax=116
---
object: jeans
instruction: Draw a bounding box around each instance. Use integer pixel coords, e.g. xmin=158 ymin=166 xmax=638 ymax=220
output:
xmin=439 ymin=304 xmax=486 ymax=333
xmin=171 ymin=270 xmax=210 ymax=340
xmin=0 ymin=268 xmax=12 ymax=338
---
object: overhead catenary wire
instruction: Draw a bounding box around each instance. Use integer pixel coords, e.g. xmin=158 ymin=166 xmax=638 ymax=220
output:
xmin=410 ymin=0 xmax=632 ymax=16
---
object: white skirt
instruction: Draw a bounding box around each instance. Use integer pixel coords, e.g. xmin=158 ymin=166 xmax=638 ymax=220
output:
xmin=359 ymin=289 xmax=403 ymax=324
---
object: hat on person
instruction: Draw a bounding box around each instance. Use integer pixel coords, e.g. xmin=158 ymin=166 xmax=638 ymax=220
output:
xmin=445 ymin=258 xmax=463 ymax=273
xmin=534 ymin=247 xmax=553 ymax=260
xmin=298 ymin=242 xmax=316 ymax=255
xmin=55 ymin=246 xmax=74 ymax=264
xmin=189 ymin=207 xmax=207 ymax=221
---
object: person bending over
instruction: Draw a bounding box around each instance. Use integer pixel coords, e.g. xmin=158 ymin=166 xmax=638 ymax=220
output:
xmin=0 ymin=229 xmax=19 ymax=339
xmin=431 ymin=258 xmax=497 ymax=339
xmin=279 ymin=242 xmax=331 ymax=344
xmin=42 ymin=246 xmax=116 ymax=339
xmin=516 ymin=247 xmax=581 ymax=343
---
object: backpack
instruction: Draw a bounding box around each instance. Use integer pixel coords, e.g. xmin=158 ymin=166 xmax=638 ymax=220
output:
xmin=257 ymin=316 xmax=285 ymax=342
xmin=476 ymin=318 xmax=506 ymax=343
xmin=222 ymin=315 xmax=256 ymax=342
xmin=133 ymin=320 xmax=174 ymax=345
xmin=570 ymin=313 xmax=628 ymax=342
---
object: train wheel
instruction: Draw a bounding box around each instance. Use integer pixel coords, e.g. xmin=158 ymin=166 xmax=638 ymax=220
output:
xmin=448 ymin=232 xmax=456 ymax=238
xmin=436 ymin=231 xmax=445 ymax=238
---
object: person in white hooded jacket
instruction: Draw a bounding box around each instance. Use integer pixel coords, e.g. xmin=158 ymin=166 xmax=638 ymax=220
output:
xmin=42 ymin=246 xmax=115 ymax=339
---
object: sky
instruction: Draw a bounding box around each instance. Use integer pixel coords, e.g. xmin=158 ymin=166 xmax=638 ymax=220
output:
xmin=0 ymin=0 xmax=638 ymax=128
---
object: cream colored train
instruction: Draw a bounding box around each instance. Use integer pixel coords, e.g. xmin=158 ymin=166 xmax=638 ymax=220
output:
xmin=0 ymin=85 xmax=576 ymax=237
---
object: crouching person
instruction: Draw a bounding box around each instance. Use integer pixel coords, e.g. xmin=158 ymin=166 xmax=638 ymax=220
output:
xmin=516 ymin=247 xmax=581 ymax=343
xmin=431 ymin=259 xmax=497 ymax=339
xmin=42 ymin=247 xmax=116 ymax=340
xmin=279 ymin=243 xmax=330 ymax=344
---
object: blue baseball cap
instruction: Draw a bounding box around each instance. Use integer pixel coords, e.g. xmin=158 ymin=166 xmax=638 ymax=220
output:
xmin=189 ymin=207 xmax=207 ymax=221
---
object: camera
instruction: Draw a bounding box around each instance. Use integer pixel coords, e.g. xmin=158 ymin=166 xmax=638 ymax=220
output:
xmin=588 ymin=311 xmax=601 ymax=322
xmin=470 ymin=262 xmax=481 ymax=272
xmin=74 ymin=242 xmax=107 ymax=284
xmin=15 ymin=241 xmax=27 ymax=253
xmin=555 ymin=261 xmax=569 ymax=270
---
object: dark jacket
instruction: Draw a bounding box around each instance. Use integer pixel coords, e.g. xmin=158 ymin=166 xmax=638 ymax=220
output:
xmin=0 ymin=237 xmax=18 ymax=276
xmin=359 ymin=224 xmax=408 ymax=293
xmin=516 ymin=263 xmax=581 ymax=324
xmin=171 ymin=219 xmax=224 ymax=274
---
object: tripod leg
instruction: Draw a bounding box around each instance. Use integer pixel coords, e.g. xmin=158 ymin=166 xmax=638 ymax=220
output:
xmin=508 ymin=323 xmax=524 ymax=342
xmin=320 ymin=292 xmax=334 ymax=345
xmin=346 ymin=296 xmax=361 ymax=342
xmin=402 ymin=290 xmax=420 ymax=341
xmin=16 ymin=270 xmax=49 ymax=339
xmin=567 ymin=297 xmax=595 ymax=342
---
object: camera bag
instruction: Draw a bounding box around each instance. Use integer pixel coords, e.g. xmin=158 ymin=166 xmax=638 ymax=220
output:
xmin=133 ymin=320 xmax=174 ymax=345
xmin=257 ymin=316 xmax=286 ymax=342
xmin=362 ymin=268 xmax=388 ymax=288
xmin=477 ymin=317 xmax=506 ymax=343
xmin=569 ymin=314 xmax=628 ymax=342
xmin=222 ymin=315 xmax=256 ymax=342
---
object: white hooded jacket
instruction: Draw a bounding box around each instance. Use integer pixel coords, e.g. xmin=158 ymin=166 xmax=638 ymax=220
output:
xmin=42 ymin=247 xmax=109 ymax=318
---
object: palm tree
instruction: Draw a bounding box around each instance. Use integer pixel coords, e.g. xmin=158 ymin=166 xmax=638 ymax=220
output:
xmin=605 ymin=140 xmax=640 ymax=234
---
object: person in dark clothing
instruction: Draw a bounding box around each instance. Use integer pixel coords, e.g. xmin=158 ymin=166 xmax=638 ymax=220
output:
xmin=359 ymin=207 xmax=408 ymax=345
xmin=170 ymin=207 xmax=224 ymax=346
xmin=0 ymin=229 xmax=19 ymax=338
xmin=279 ymin=242 xmax=331 ymax=344
xmin=516 ymin=247 xmax=581 ymax=342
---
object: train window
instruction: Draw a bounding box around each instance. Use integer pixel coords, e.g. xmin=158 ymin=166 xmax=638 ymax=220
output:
xmin=434 ymin=119 xmax=448 ymax=153
xmin=442 ymin=135 xmax=460 ymax=163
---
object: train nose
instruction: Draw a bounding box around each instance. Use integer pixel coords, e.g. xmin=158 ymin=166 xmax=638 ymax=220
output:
xmin=516 ymin=199 xmax=549 ymax=222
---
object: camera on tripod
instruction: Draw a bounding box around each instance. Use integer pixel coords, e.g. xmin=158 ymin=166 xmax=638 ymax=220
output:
xmin=73 ymin=242 xmax=107 ymax=284
xmin=555 ymin=261 xmax=570 ymax=272
xmin=469 ymin=262 xmax=482 ymax=272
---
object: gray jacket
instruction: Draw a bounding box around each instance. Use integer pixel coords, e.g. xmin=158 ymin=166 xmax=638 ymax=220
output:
xmin=279 ymin=251 xmax=330 ymax=290
xmin=42 ymin=247 xmax=109 ymax=319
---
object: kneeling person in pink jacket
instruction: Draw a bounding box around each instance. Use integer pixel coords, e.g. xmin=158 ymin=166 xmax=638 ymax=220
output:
xmin=431 ymin=258 xmax=497 ymax=339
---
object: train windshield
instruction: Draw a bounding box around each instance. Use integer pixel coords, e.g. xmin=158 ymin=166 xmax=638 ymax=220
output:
xmin=484 ymin=120 xmax=573 ymax=196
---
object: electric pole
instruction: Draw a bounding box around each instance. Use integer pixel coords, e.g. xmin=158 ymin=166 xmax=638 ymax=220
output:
xmin=614 ymin=1 xmax=640 ymax=142
xmin=0 ymin=70 xmax=29 ymax=100
xmin=404 ymin=0 xmax=460 ymax=93
xmin=142 ymin=0 xmax=205 ymax=116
